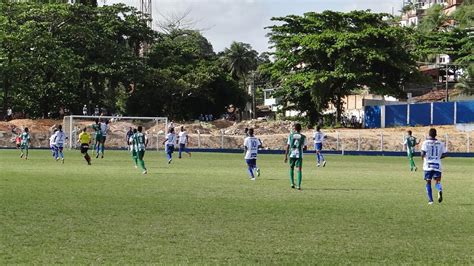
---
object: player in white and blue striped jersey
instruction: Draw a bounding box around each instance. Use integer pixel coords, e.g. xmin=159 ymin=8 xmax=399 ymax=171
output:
xmin=420 ymin=128 xmax=447 ymax=205
xmin=313 ymin=126 xmax=327 ymax=167
xmin=243 ymin=128 xmax=262 ymax=181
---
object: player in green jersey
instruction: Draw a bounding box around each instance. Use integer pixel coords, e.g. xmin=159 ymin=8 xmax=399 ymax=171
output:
xmin=19 ymin=127 xmax=31 ymax=160
xmin=90 ymin=118 xmax=102 ymax=156
xmin=284 ymin=123 xmax=308 ymax=190
xmin=129 ymin=128 xmax=138 ymax=168
xmin=404 ymin=130 xmax=420 ymax=171
xmin=132 ymin=126 xmax=148 ymax=174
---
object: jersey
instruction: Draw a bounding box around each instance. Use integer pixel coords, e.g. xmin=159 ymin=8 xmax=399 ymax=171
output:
xmin=20 ymin=132 xmax=30 ymax=145
xmin=132 ymin=132 xmax=147 ymax=151
xmin=165 ymin=133 xmax=176 ymax=146
xmin=404 ymin=136 xmax=417 ymax=149
xmin=287 ymin=133 xmax=307 ymax=159
xmin=78 ymin=132 xmax=91 ymax=144
xmin=244 ymin=136 xmax=262 ymax=159
xmin=178 ymin=131 xmax=188 ymax=144
xmin=421 ymin=138 xmax=446 ymax=172
xmin=100 ymin=123 xmax=109 ymax=137
xmin=54 ymin=131 xmax=66 ymax=147
xmin=49 ymin=134 xmax=56 ymax=146
xmin=91 ymin=123 xmax=102 ymax=140
xmin=313 ymin=131 xmax=325 ymax=144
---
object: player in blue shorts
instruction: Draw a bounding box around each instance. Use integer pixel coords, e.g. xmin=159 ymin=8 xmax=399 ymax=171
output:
xmin=420 ymin=128 xmax=447 ymax=205
xmin=313 ymin=125 xmax=327 ymax=167
xmin=243 ymin=128 xmax=262 ymax=180
xmin=163 ymin=127 xmax=176 ymax=164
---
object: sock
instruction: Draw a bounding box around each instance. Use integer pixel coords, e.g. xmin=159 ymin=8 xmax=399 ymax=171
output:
xmin=297 ymin=170 xmax=302 ymax=188
xmin=320 ymin=153 xmax=325 ymax=162
xmin=316 ymin=153 xmax=320 ymax=163
xmin=435 ymin=183 xmax=443 ymax=191
xmin=409 ymin=158 xmax=415 ymax=169
xmin=101 ymin=145 xmax=104 ymax=154
xmin=289 ymin=168 xmax=295 ymax=186
xmin=248 ymin=166 xmax=254 ymax=178
xmin=59 ymin=152 xmax=64 ymax=159
xmin=139 ymin=159 xmax=146 ymax=171
xmin=426 ymin=184 xmax=433 ymax=202
xmin=85 ymin=154 xmax=90 ymax=163
xmin=133 ymin=156 xmax=138 ymax=166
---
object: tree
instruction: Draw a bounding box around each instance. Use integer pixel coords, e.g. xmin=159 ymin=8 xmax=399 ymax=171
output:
xmin=266 ymin=10 xmax=419 ymax=124
xmin=220 ymin=42 xmax=258 ymax=90
xmin=455 ymin=64 xmax=474 ymax=95
xmin=128 ymin=29 xmax=246 ymax=120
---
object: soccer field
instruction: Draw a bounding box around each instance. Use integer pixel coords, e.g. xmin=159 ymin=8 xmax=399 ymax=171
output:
xmin=1 ymin=149 xmax=473 ymax=264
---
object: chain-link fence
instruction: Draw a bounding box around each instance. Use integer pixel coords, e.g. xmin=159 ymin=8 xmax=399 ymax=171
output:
xmin=1 ymin=126 xmax=472 ymax=153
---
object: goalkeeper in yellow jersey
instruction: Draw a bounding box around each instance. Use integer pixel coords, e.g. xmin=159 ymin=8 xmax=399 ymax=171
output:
xmin=78 ymin=127 xmax=92 ymax=165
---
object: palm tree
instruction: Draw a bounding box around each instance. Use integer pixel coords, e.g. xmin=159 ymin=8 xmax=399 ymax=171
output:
xmin=221 ymin=42 xmax=258 ymax=90
xmin=455 ymin=64 xmax=474 ymax=95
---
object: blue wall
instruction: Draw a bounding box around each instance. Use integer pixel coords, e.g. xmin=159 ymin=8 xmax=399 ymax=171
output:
xmin=364 ymin=106 xmax=381 ymax=128
xmin=364 ymin=100 xmax=474 ymax=128
xmin=457 ymin=101 xmax=474 ymax=124
xmin=385 ymin=105 xmax=407 ymax=127
xmin=433 ymin=102 xmax=454 ymax=125
xmin=409 ymin=103 xmax=431 ymax=126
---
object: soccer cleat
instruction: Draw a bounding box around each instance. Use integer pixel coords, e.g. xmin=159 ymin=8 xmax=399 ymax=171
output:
xmin=317 ymin=163 xmax=320 ymax=167
xmin=20 ymin=153 xmax=24 ymax=158
xmin=428 ymin=201 xmax=434 ymax=205
xmin=296 ymin=187 xmax=302 ymax=191
xmin=250 ymin=177 xmax=256 ymax=181
xmin=101 ymin=155 xmax=104 ymax=159
xmin=56 ymin=157 xmax=59 ymax=161
xmin=291 ymin=185 xmax=295 ymax=189
xmin=256 ymin=168 xmax=260 ymax=177
xmin=96 ymin=154 xmax=99 ymax=159
xmin=438 ymin=191 xmax=443 ymax=203
xmin=414 ymin=167 xmax=418 ymax=172
xmin=168 ymin=159 xmax=172 ymax=164
xmin=142 ymin=169 xmax=148 ymax=175
xmin=61 ymin=158 xmax=64 ymax=164
xmin=322 ymin=161 xmax=327 ymax=167
xmin=134 ymin=165 xmax=138 ymax=169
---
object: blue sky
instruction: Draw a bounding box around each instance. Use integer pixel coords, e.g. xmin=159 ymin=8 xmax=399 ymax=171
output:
xmin=106 ymin=0 xmax=404 ymax=53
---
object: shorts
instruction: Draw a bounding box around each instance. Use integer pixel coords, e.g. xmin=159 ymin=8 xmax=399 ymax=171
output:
xmin=56 ymin=145 xmax=64 ymax=152
xmin=80 ymin=143 xmax=89 ymax=154
xmin=246 ymin=159 xmax=257 ymax=167
xmin=424 ymin=170 xmax=442 ymax=180
xmin=95 ymin=133 xmax=102 ymax=142
xmin=166 ymin=145 xmax=175 ymax=153
xmin=407 ymin=148 xmax=414 ymax=157
xmin=315 ymin=143 xmax=323 ymax=151
xmin=20 ymin=143 xmax=28 ymax=149
xmin=289 ymin=157 xmax=303 ymax=168
xmin=101 ymin=136 xmax=107 ymax=143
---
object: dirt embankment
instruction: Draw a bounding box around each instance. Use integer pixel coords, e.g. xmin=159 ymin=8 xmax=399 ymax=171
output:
xmin=0 ymin=119 xmax=472 ymax=152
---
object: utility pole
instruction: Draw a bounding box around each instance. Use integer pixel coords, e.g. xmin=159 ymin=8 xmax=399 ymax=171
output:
xmin=139 ymin=0 xmax=152 ymax=55
xmin=445 ymin=62 xmax=449 ymax=102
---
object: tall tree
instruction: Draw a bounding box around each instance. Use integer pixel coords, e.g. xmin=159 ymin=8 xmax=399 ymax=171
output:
xmin=267 ymin=10 xmax=419 ymax=124
xmin=220 ymin=42 xmax=258 ymax=91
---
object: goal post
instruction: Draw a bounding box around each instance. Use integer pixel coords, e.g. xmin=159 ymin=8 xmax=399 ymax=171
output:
xmin=63 ymin=115 xmax=168 ymax=151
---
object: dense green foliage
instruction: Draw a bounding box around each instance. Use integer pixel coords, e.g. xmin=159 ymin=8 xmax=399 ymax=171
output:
xmin=1 ymin=150 xmax=473 ymax=263
xmin=0 ymin=2 xmax=246 ymax=119
xmin=266 ymin=11 xmax=419 ymax=124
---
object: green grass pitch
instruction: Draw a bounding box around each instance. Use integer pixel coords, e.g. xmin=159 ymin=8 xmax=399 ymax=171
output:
xmin=1 ymin=149 xmax=473 ymax=264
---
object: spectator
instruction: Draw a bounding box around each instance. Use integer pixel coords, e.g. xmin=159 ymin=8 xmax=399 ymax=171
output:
xmin=6 ymin=107 xmax=13 ymax=121
xmin=83 ymin=105 xmax=88 ymax=116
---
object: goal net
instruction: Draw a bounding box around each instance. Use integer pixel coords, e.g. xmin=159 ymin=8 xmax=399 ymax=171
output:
xmin=62 ymin=115 xmax=168 ymax=151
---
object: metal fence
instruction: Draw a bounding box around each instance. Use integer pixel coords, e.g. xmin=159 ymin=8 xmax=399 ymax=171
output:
xmin=1 ymin=129 xmax=472 ymax=153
